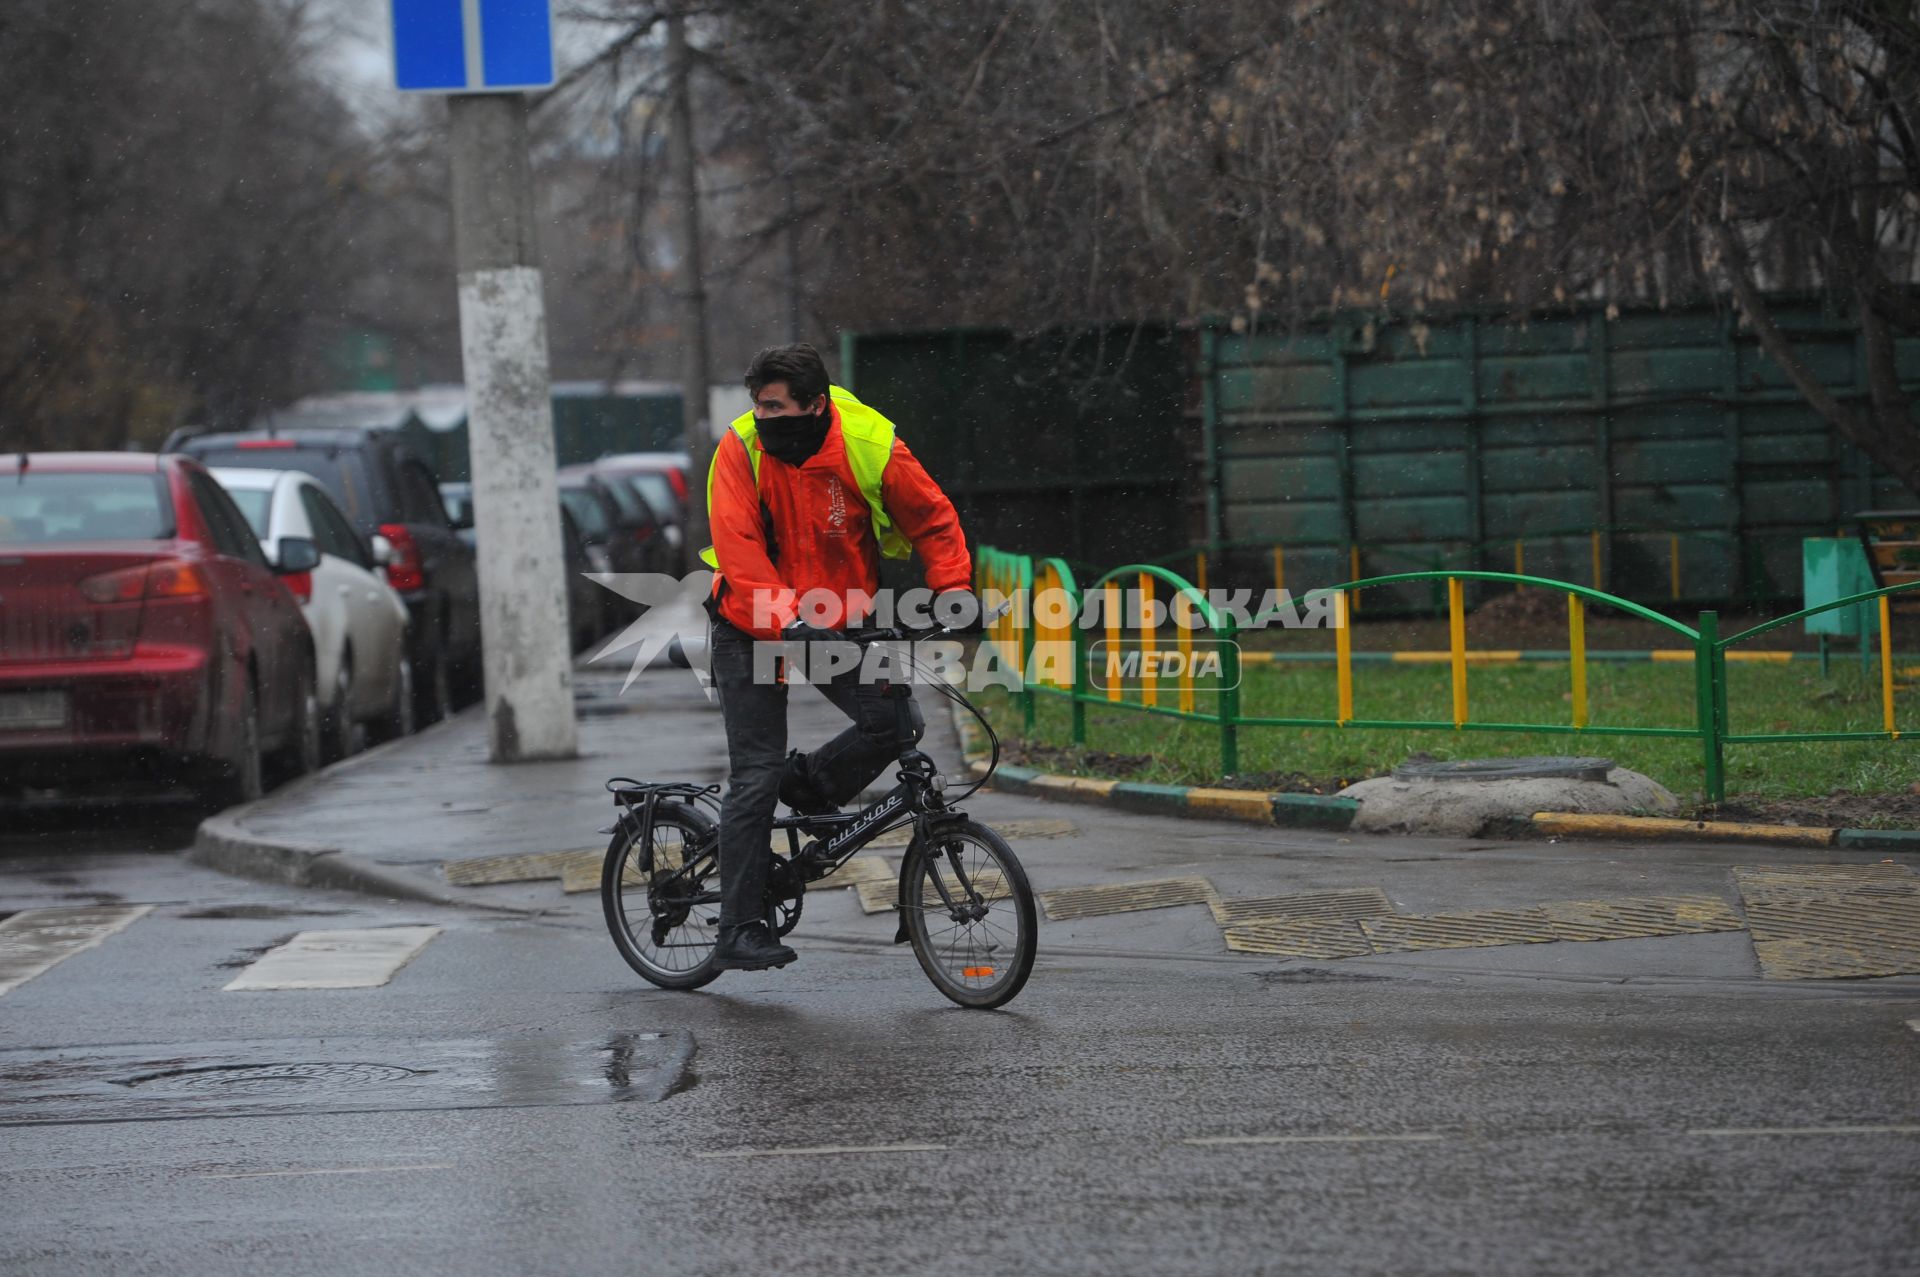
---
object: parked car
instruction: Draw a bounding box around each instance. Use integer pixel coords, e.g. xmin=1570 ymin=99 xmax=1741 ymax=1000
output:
xmin=212 ymin=467 xmax=413 ymax=758
xmin=438 ymin=481 xmax=476 ymax=550
xmin=0 ymin=452 xmax=320 ymax=805
xmin=557 ymin=467 xmax=676 ymax=608
xmin=592 ymin=452 xmax=690 ymax=553
xmin=171 ymin=428 xmax=479 ymax=724
xmin=559 ymin=504 xmax=612 ymax=651
xmin=441 ymin=479 xmax=609 ymax=652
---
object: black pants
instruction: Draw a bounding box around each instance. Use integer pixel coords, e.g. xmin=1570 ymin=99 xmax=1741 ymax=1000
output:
xmin=709 ymin=618 xmax=926 ymax=929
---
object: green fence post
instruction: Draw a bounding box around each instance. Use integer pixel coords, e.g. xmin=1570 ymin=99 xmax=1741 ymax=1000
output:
xmin=1217 ymin=614 xmax=1240 ymax=776
xmin=1695 ymin=610 xmax=1726 ymax=804
xmin=1019 ymin=556 xmax=1036 ymax=734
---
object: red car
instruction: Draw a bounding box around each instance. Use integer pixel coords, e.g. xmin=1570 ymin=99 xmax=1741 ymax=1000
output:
xmin=0 ymin=452 xmax=321 ymax=806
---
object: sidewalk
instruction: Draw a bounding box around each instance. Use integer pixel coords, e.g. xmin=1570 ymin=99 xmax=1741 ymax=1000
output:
xmin=191 ymin=652 xmax=1920 ymax=987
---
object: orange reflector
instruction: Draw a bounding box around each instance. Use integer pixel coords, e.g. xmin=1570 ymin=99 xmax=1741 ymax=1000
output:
xmin=961 ymin=966 xmax=994 ymax=978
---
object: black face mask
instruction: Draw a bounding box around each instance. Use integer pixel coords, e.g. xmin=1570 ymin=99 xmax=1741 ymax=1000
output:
xmin=756 ymin=405 xmax=831 ymax=466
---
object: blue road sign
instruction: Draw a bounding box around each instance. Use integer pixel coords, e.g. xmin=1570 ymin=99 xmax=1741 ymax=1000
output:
xmin=392 ymin=0 xmax=554 ymax=93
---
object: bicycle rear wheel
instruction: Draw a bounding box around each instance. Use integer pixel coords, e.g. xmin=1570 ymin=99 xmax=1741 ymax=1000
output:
xmin=602 ymin=800 xmax=722 ymax=990
xmin=901 ymin=819 xmax=1037 ymax=1009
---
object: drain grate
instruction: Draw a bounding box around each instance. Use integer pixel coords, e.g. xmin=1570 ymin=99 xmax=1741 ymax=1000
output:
xmin=1360 ymin=908 xmax=1560 ymax=953
xmin=1039 ymin=877 xmax=1216 ymax=921
xmin=1210 ymin=888 xmax=1394 ymax=927
xmin=1543 ymin=895 xmax=1745 ymax=940
xmin=1223 ymin=918 xmax=1374 ymax=959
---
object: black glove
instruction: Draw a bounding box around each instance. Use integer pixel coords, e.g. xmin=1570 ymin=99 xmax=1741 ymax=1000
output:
xmin=934 ymin=588 xmax=983 ymax=629
xmin=782 ymin=619 xmax=844 ymax=645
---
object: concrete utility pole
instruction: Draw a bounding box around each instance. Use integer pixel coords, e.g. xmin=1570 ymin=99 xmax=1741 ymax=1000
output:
xmin=449 ymin=95 xmax=578 ymax=762
xmin=668 ymin=12 xmax=714 ymax=567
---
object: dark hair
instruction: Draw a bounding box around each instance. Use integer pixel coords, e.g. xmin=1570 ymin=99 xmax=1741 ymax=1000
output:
xmin=744 ymin=343 xmax=830 ymax=408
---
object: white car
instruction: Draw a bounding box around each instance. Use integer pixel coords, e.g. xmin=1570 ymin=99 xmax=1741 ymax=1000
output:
xmin=212 ymin=467 xmax=414 ymax=758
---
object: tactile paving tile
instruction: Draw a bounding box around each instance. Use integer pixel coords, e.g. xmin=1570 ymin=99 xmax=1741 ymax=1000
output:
xmin=1209 ymin=888 xmax=1395 ymax=927
xmin=1743 ymin=894 xmax=1920 ymax=944
xmin=1733 ymin=863 xmax=1920 ymax=980
xmin=856 ymin=878 xmax=899 ymax=915
xmin=1222 ymin=918 xmax=1374 ymax=959
xmin=855 ymin=867 xmax=1010 ymax=915
xmin=1360 ymin=908 xmax=1559 ymax=953
xmin=445 ymin=849 xmax=598 ymax=886
xmin=1733 ymin=864 xmax=1918 ymax=903
xmin=1751 ymin=937 xmax=1919 ymax=981
xmin=1543 ymin=895 xmax=1745 ymax=941
xmin=1039 ymin=877 xmax=1217 ymax=921
xmin=808 ymin=855 xmax=895 ymax=888
xmin=864 ymin=817 xmax=1078 ymax=850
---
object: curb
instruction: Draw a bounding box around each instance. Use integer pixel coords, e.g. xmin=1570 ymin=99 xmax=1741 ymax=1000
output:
xmin=1531 ymin=811 xmax=1920 ymax=851
xmin=189 ymin=810 xmax=535 ymax=913
xmin=948 ymin=704 xmax=1357 ymax=831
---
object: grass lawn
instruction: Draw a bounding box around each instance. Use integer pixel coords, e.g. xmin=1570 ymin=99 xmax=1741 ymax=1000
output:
xmin=971 ymin=655 xmax=1918 ymax=817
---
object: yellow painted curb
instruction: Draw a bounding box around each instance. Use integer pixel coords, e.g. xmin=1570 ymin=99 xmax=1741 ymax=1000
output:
xmin=1391 ymin=650 xmax=1523 ymax=663
xmin=1184 ymin=788 xmax=1275 ymax=822
xmin=1029 ymin=774 xmax=1119 ymax=798
xmin=1532 ymin=811 xmax=1836 ymax=847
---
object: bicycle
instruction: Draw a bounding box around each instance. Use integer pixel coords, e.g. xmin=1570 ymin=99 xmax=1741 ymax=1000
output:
xmin=599 ymin=615 xmax=1038 ymax=1009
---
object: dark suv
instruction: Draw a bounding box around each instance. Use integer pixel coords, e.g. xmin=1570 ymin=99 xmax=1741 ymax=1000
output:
xmin=170 ymin=428 xmax=480 ymax=722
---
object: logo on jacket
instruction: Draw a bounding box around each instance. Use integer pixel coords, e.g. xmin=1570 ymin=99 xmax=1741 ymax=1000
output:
xmin=826 ymin=476 xmax=848 ymax=532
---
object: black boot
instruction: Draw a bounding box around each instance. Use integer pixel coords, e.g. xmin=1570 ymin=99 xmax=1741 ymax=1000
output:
xmin=712 ymin=921 xmax=797 ymax=971
xmin=777 ymin=749 xmax=841 ymax=817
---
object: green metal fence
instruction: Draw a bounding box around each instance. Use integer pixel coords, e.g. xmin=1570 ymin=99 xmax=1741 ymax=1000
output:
xmin=975 ymin=544 xmax=1918 ymax=803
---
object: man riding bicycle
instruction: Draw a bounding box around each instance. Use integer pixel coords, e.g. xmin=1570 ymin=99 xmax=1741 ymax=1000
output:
xmin=703 ymin=343 xmax=972 ymax=972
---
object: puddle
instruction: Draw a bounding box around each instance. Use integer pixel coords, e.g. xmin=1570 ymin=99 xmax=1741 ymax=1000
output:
xmin=0 ymin=1033 xmax=694 ymax=1126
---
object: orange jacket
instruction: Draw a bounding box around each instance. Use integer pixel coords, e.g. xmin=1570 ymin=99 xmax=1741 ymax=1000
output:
xmin=707 ymin=403 xmax=971 ymax=639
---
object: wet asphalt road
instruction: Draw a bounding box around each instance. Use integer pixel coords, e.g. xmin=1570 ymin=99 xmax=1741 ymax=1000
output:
xmin=3 ymin=813 xmax=1919 ymax=1276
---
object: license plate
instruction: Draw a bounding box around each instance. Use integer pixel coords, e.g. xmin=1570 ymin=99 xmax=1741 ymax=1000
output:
xmin=0 ymin=691 xmax=69 ymax=730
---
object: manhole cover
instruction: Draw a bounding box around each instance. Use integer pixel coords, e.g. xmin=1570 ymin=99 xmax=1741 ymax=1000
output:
xmin=120 ymin=1062 xmax=423 ymax=1094
xmin=1393 ymin=756 xmax=1613 ymax=783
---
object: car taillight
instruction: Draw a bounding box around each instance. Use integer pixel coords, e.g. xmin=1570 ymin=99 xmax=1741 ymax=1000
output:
xmin=79 ymin=559 xmax=208 ymax=603
xmin=633 ymin=524 xmax=655 ymax=543
xmin=665 ymin=470 xmax=688 ymax=500
xmin=380 ymin=523 xmax=426 ymax=592
xmin=236 ymin=439 xmax=297 ymax=449
xmin=283 ymin=571 xmax=313 ymax=603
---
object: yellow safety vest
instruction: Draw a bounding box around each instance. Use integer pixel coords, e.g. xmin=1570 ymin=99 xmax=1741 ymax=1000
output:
xmin=700 ymin=385 xmax=913 ymax=568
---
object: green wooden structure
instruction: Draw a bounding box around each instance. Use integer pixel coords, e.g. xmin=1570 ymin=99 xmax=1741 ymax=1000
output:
xmin=851 ymin=297 xmax=1919 ymax=611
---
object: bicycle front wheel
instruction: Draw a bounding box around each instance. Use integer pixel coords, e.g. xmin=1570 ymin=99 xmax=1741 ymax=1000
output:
xmin=902 ymin=819 xmax=1037 ymax=1009
xmin=602 ymin=800 xmax=722 ymax=990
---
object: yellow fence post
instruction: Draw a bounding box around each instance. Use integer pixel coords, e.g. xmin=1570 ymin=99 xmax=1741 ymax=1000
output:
xmin=1176 ymin=591 xmax=1195 ymax=714
xmin=1569 ymin=595 xmax=1588 ymax=729
xmin=1104 ymin=580 xmax=1122 ymax=703
xmin=1349 ymin=545 xmax=1362 ymax=612
xmin=1139 ymin=572 xmax=1157 ymax=708
xmin=1590 ymin=530 xmax=1603 ymax=589
xmin=1195 ymin=552 xmax=1209 ymax=596
xmin=1448 ymin=576 xmax=1468 ymax=728
xmin=1336 ymin=591 xmax=1353 ymax=724
xmin=1882 ymin=595 xmax=1899 ymax=739
xmin=1669 ymin=534 xmax=1681 ymax=602
xmin=1272 ymin=545 xmax=1285 ymax=597
xmin=1514 ymin=540 xmax=1525 ymax=589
